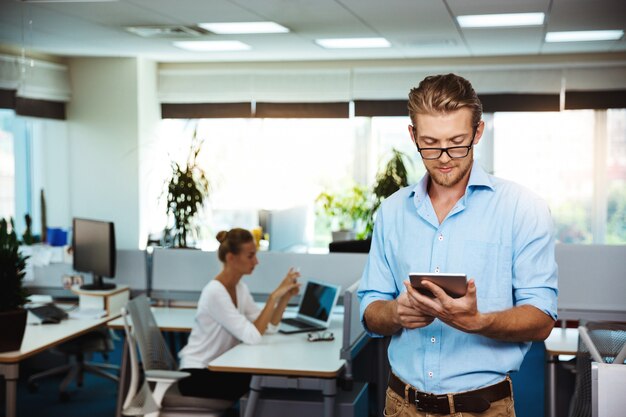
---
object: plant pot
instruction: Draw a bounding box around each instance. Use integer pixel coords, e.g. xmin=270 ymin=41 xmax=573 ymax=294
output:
xmin=0 ymin=309 xmax=28 ymax=353
xmin=332 ymin=230 xmax=356 ymax=242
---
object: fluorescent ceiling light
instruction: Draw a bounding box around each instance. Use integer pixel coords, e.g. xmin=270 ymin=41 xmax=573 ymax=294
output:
xmin=20 ymin=0 xmax=118 ymax=2
xmin=173 ymin=40 xmax=251 ymax=51
xmin=315 ymin=37 xmax=390 ymax=49
xmin=457 ymin=12 xmax=544 ymax=28
xmin=545 ymin=30 xmax=624 ymax=42
xmin=198 ymin=22 xmax=289 ymax=34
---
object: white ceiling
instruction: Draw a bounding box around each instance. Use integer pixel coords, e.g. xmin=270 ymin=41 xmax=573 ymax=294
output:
xmin=0 ymin=0 xmax=624 ymax=63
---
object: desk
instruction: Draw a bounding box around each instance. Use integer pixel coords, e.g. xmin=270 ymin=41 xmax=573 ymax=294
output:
xmin=0 ymin=313 xmax=114 ymax=417
xmin=209 ymin=317 xmax=345 ymax=417
xmin=544 ymin=327 xmax=579 ymax=417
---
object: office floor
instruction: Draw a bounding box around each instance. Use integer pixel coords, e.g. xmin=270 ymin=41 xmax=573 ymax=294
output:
xmin=2 ymin=335 xmax=551 ymax=417
xmin=3 ymin=332 xmax=124 ymax=417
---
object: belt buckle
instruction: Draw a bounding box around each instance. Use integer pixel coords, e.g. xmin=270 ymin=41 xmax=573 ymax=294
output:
xmin=414 ymin=392 xmax=445 ymax=413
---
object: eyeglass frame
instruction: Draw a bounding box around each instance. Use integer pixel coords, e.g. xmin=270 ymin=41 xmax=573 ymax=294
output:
xmin=411 ymin=124 xmax=479 ymax=160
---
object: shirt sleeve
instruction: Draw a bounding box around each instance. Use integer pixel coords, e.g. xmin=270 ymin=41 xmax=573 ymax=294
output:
xmin=204 ymin=283 xmax=263 ymax=345
xmin=266 ymin=323 xmax=280 ymax=334
xmin=241 ymin=288 xmax=281 ymax=334
xmin=512 ymin=193 xmax=559 ymax=320
xmin=241 ymin=285 xmax=262 ymax=322
xmin=357 ymin=207 xmax=399 ymax=337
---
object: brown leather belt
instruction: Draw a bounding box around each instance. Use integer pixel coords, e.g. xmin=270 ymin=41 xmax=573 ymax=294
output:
xmin=388 ymin=372 xmax=511 ymax=414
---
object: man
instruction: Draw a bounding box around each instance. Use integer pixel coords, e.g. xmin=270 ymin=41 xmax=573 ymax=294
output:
xmin=358 ymin=73 xmax=558 ymax=417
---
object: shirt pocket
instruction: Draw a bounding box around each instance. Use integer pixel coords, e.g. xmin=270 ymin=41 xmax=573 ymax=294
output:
xmin=462 ymin=240 xmax=513 ymax=310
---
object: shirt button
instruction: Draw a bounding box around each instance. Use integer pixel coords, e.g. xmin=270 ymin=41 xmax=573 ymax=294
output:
xmin=438 ymin=234 xmax=443 ymax=241
xmin=435 ymin=267 xmax=440 ymax=273
xmin=428 ymin=371 xmax=434 ymax=378
xmin=431 ymin=337 xmax=436 ymax=343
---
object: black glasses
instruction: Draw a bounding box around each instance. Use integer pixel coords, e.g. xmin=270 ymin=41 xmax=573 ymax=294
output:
xmin=307 ymin=332 xmax=334 ymax=342
xmin=412 ymin=126 xmax=477 ymax=160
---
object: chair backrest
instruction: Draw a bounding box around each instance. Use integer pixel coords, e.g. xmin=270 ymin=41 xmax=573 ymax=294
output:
xmin=121 ymin=297 xmax=160 ymax=416
xmin=579 ymin=322 xmax=626 ymax=364
xmin=569 ymin=321 xmax=626 ymax=417
xmin=124 ymin=294 xmax=178 ymax=372
xmin=340 ymin=279 xmax=368 ymax=381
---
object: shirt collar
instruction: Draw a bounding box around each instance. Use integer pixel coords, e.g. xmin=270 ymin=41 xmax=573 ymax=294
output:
xmin=410 ymin=160 xmax=494 ymax=203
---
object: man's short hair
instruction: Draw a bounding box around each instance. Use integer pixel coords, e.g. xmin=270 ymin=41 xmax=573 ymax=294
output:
xmin=408 ymin=73 xmax=483 ymax=128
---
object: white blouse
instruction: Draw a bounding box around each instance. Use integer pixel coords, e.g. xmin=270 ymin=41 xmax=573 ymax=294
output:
xmin=178 ymin=279 xmax=277 ymax=370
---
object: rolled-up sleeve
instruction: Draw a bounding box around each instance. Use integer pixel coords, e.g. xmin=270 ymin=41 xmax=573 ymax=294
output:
xmin=512 ymin=195 xmax=558 ymax=320
xmin=358 ymin=208 xmax=399 ymax=337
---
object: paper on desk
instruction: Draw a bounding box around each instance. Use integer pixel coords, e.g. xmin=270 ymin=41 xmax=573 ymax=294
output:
xmin=28 ymin=294 xmax=54 ymax=304
xmin=69 ymin=307 xmax=107 ymax=319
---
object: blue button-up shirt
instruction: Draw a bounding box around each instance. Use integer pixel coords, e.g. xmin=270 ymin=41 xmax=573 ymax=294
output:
xmin=358 ymin=162 xmax=558 ymax=394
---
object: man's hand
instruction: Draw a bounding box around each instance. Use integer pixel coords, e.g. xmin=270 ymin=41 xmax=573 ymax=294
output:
xmin=395 ymin=292 xmax=435 ymax=329
xmin=403 ymin=279 xmax=485 ymax=334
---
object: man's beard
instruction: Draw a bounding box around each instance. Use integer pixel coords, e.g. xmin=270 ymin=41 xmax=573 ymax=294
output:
xmin=426 ymin=155 xmax=473 ymax=188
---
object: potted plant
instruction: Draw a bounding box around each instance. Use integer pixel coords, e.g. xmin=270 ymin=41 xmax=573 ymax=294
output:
xmin=0 ymin=218 xmax=29 ymax=352
xmin=164 ymin=129 xmax=210 ymax=248
xmin=316 ymin=185 xmax=371 ymax=241
xmin=365 ymin=149 xmax=412 ymax=235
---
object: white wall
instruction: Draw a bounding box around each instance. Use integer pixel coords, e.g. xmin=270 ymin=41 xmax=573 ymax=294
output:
xmin=137 ymin=58 xmax=161 ymax=248
xmin=66 ymin=58 xmax=143 ymax=248
xmin=31 ymin=119 xmax=70 ymax=230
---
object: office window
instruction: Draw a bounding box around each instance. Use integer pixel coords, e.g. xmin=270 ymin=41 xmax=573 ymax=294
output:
xmin=493 ymin=110 xmax=626 ymax=244
xmin=0 ymin=110 xmax=16 ymax=220
xmin=151 ymin=109 xmax=625 ymax=249
xmin=606 ymin=109 xmax=626 ymax=244
xmin=153 ymin=118 xmax=361 ymax=249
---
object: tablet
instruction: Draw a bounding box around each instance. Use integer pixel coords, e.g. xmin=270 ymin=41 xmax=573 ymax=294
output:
xmin=409 ymin=273 xmax=467 ymax=298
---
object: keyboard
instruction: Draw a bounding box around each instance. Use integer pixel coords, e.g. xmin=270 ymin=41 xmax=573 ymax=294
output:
xmin=281 ymin=318 xmax=313 ymax=329
xmin=29 ymin=304 xmax=69 ymax=323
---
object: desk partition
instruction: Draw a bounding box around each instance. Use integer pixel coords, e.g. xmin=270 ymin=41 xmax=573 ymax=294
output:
xmin=150 ymin=248 xmax=219 ymax=301
xmin=555 ymin=244 xmax=626 ymax=322
xmin=246 ymin=252 xmax=368 ymax=296
xmin=150 ymin=248 xmax=368 ymax=302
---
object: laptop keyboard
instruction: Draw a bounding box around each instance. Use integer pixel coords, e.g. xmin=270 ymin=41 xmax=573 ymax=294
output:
xmin=281 ymin=318 xmax=312 ymax=328
xmin=29 ymin=304 xmax=68 ymax=322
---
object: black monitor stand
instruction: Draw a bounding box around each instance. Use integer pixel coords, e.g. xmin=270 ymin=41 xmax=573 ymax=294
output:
xmin=80 ymin=274 xmax=116 ymax=291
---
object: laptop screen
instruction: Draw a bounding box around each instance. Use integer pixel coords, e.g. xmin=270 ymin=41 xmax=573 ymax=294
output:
xmin=297 ymin=280 xmax=340 ymax=325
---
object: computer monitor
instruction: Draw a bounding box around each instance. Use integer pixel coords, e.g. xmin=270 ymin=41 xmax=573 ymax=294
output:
xmin=72 ymin=218 xmax=116 ymax=290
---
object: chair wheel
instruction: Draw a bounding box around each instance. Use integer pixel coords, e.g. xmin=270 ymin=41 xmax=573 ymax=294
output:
xmin=27 ymin=382 xmax=39 ymax=393
xmin=60 ymin=392 xmax=71 ymax=402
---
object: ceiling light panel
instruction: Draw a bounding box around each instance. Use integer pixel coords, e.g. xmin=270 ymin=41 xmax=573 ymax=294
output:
xmin=545 ymin=30 xmax=624 ymax=42
xmin=315 ymin=38 xmax=391 ymax=49
xmin=198 ymin=22 xmax=289 ymax=34
xmin=173 ymin=41 xmax=251 ymax=51
xmin=457 ymin=13 xmax=545 ymax=28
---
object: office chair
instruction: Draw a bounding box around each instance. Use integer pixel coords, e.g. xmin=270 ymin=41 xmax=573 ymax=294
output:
xmin=121 ymin=295 xmax=233 ymax=417
xmin=568 ymin=321 xmax=626 ymax=417
xmin=27 ymin=327 xmax=119 ymax=401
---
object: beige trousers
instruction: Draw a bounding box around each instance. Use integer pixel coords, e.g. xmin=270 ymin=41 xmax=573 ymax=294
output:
xmin=383 ymin=379 xmax=516 ymax=417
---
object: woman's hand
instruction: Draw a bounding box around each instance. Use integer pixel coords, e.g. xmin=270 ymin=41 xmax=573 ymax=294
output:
xmin=272 ymin=267 xmax=301 ymax=302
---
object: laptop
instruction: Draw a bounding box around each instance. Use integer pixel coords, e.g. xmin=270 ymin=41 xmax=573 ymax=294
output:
xmin=279 ymin=279 xmax=341 ymax=334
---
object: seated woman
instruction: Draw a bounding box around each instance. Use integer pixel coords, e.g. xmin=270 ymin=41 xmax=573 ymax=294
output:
xmin=178 ymin=228 xmax=300 ymax=401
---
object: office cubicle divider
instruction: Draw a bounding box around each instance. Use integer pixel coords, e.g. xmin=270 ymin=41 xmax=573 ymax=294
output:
xmin=555 ymin=244 xmax=626 ymax=322
xmin=149 ymin=248 xmax=221 ymax=302
xmin=24 ymin=244 xmax=626 ymax=323
xmin=149 ymin=248 xmax=369 ymax=303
